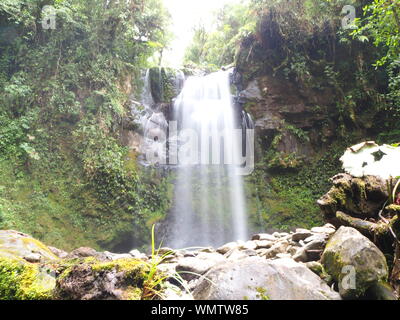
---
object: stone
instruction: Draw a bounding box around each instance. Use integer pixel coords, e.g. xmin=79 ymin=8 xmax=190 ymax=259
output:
xmin=225 ymin=249 xmax=251 ymax=260
xmin=192 ymin=257 xmax=341 ymax=300
xmin=304 ymin=261 xmax=332 ymax=284
xmin=161 ymin=283 xmax=193 ymax=300
xmin=304 ymin=233 xmax=328 ymax=244
xmin=175 ymin=252 xmax=225 ymax=281
xmin=0 ymin=230 xmax=59 ymax=262
xmin=199 ymin=247 xmax=215 ymax=253
xmin=293 ymin=237 xmax=327 ymax=263
xmin=321 ymin=226 xmax=388 ymax=299
xmin=129 ymin=249 xmax=148 ymax=260
xmin=258 ymin=240 xmax=289 ymax=259
xmin=48 ymin=246 xmax=68 ymax=259
xmin=23 ymin=253 xmax=42 ymax=263
xmin=292 ymin=229 xmax=313 ymax=242
xmin=311 ymin=226 xmax=336 ymax=235
xmin=255 ymin=240 xmax=273 ymax=249
xmin=238 ymin=80 xmax=262 ymax=100
xmin=251 ymin=233 xmax=276 ymax=241
xmin=217 ymin=242 xmax=238 ymax=254
xmin=66 ymin=247 xmax=107 ymax=260
xmin=104 ymin=252 xmax=133 ymax=261
xmin=241 ymin=241 xmax=257 ymax=251
xmin=158 ymin=247 xmax=175 ymax=256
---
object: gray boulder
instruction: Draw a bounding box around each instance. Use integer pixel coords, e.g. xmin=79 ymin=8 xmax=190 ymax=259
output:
xmin=176 ymin=252 xmax=225 ymax=281
xmin=321 ymin=226 xmax=389 ymax=298
xmin=193 ymin=257 xmax=341 ymax=300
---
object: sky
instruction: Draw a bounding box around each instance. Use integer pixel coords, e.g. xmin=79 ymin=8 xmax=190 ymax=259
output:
xmin=162 ymin=0 xmax=243 ymax=67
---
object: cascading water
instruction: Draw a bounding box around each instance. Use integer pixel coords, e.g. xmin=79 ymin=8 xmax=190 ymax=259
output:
xmin=165 ymin=70 xmax=250 ymax=248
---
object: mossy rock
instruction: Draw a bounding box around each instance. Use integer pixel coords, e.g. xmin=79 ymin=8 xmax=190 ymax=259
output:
xmin=55 ymin=257 xmax=157 ymax=300
xmin=148 ymin=67 xmax=182 ymax=103
xmin=321 ymin=226 xmax=389 ymax=299
xmin=0 ymin=257 xmax=56 ymax=300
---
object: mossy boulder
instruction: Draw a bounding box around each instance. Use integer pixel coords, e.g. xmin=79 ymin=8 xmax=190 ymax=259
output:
xmin=0 ymin=257 xmax=56 ymax=300
xmin=321 ymin=226 xmax=389 ymax=299
xmin=317 ymin=174 xmax=388 ymax=223
xmin=55 ymin=258 xmax=155 ymax=300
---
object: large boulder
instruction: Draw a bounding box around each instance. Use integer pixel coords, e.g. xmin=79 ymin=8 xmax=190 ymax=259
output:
xmin=175 ymin=252 xmax=225 ymax=281
xmin=321 ymin=226 xmax=388 ymax=298
xmin=0 ymin=230 xmax=59 ymax=262
xmin=192 ymin=257 xmax=341 ymax=300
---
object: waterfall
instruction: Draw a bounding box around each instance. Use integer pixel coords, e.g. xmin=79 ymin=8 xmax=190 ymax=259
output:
xmin=166 ymin=71 xmax=249 ymax=248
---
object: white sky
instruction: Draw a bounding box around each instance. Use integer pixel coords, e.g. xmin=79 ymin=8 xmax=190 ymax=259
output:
xmin=162 ymin=0 xmax=243 ymax=67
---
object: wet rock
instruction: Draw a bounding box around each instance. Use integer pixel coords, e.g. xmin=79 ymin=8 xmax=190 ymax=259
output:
xmin=238 ymin=80 xmax=262 ymax=100
xmin=193 ymin=257 xmax=341 ymax=300
xmin=321 ymin=226 xmax=388 ymax=299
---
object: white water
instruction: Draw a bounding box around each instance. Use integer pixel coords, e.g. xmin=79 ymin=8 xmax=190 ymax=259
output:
xmin=167 ymin=71 xmax=248 ymax=248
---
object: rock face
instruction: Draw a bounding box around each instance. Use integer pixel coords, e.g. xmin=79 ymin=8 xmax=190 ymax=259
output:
xmin=193 ymin=257 xmax=341 ymax=300
xmin=321 ymin=226 xmax=388 ymax=298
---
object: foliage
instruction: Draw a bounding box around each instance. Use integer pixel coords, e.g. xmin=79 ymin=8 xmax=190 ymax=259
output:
xmin=0 ymin=0 xmax=173 ymax=251
xmin=184 ymin=0 xmax=256 ymax=68
xmin=246 ymin=140 xmax=350 ymax=232
xmin=353 ymin=0 xmax=400 ymax=107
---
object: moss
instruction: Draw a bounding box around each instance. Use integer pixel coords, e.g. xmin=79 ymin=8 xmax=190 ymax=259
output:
xmin=0 ymin=257 xmax=55 ymax=300
xmin=255 ymin=287 xmax=270 ymax=300
xmin=90 ymin=258 xmax=147 ymax=275
xmin=123 ymin=287 xmax=142 ymax=300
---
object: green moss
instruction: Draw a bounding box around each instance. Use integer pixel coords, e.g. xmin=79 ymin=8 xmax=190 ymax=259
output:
xmin=255 ymin=287 xmax=270 ymax=300
xmin=0 ymin=257 xmax=55 ymax=300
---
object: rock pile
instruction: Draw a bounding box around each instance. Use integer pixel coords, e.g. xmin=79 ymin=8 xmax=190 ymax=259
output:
xmin=0 ymin=223 xmax=397 ymax=300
